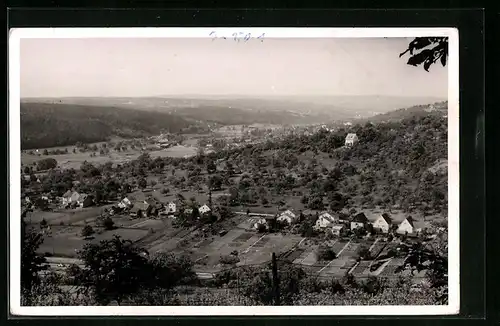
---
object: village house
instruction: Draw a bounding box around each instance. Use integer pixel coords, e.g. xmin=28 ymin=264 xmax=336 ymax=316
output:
xmin=144 ymin=198 xmax=163 ymax=217
xmin=130 ymin=202 xmax=150 ymax=218
xmin=314 ymin=211 xmax=337 ymax=229
xmin=350 ymin=212 xmax=368 ymax=230
xmin=77 ymin=194 xmax=94 ymax=208
xmin=199 ymin=204 xmax=211 ymax=215
xmin=254 ymin=218 xmax=268 ymax=231
xmin=331 ymin=224 xmax=345 ymax=236
xmin=397 ymin=216 xmax=418 ymax=235
xmin=167 ymin=202 xmax=177 ymax=214
xmin=372 ymin=213 xmax=392 ymax=233
xmin=277 ymin=210 xmax=298 ymax=225
xmin=345 ymin=133 xmax=359 ymax=147
xmin=62 ymin=191 xmax=81 ymax=207
xmin=118 ymin=197 xmax=132 ymax=209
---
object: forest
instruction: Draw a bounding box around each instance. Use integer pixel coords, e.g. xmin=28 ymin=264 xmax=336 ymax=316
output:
xmin=20 ymin=103 xmax=208 ymax=149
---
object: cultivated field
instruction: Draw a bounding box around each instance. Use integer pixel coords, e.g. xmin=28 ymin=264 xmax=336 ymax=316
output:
xmin=21 ymin=144 xmax=197 ymax=170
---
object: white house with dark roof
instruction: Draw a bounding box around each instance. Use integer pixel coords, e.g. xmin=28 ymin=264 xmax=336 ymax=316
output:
xmin=397 ymin=216 xmax=416 ymax=235
xmin=345 ymin=133 xmax=359 ymax=147
xmin=372 ymin=213 xmax=392 ymax=233
xmin=350 ymin=212 xmax=368 ymax=230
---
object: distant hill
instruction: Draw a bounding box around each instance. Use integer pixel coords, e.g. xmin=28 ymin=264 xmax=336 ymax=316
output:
xmin=356 ymin=101 xmax=448 ymax=124
xmin=20 ymin=102 xmax=207 ymax=149
xmin=21 ymin=95 xmax=445 ymax=124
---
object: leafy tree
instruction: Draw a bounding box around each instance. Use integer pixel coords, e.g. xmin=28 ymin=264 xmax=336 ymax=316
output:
xmin=81 ymin=225 xmax=95 ymax=237
xmin=103 ymin=217 xmax=115 ymax=230
xmin=138 ymin=178 xmax=147 ymax=189
xmin=206 ymin=160 xmax=217 ymax=174
xmin=21 ymin=220 xmax=48 ymax=303
xmin=400 ymin=37 xmax=448 ymax=72
xmin=77 ymin=235 xmax=150 ymax=305
xmin=207 ymin=174 xmax=223 ymax=191
xmin=316 ymin=244 xmax=337 ymax=261
xmin=147 ymin=253 xmax=197 ymax=289
xmin=36 ymin=157 xmax=57 ymax=170
xmin=39 ymin=218 xmax=48 ymax=229
xmin=356 ymin=246 xmax=371 ymax=260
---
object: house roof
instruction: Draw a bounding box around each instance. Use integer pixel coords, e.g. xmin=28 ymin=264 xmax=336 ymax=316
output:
xmin=133 ymin=202 xmax=149 ymax=211
xmin=319 ymin=212 xmax=336 ymax=222
xmin=331 ymin=225 xmax=344 ymax=230
xmin=346 ymin=133 xmax=357 ymax=140
xmin=379 ymin=213 xmax=392 ymax=224
xmin=352 ymin=212 xmax=368 ymax=223
xmin=404 ymin=216 xmax=415 ymax=227
xmin=63 ymin=190 xmax=73 ymax=198
xmin=281 ymin=210 xmax=296 ymax=218
xmin=145 ymin=198 xmax=162 ymax=208
xmin=79 ymin=193 xmax=89 ymax=201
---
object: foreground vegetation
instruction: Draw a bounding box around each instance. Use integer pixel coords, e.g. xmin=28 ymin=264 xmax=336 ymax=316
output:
xmin=22 ymin=219 xmax=448 ymax=306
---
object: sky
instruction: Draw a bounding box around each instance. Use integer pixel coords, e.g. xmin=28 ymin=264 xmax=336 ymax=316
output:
xmin=20 ymin=37 xmax=448 ymax=98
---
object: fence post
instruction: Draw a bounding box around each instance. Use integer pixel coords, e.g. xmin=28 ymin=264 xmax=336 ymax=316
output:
xmin=271 ymin=252 xmax=281 ymax=306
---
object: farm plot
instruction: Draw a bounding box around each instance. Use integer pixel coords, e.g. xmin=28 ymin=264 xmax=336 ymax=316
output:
xmin=369 ymin=242 xmax=387 ymax=258
xmin=331 ymin=240 xmax=349 ymax=256
xmin=50 ymin=206 xmax=112 ymax=226
xmin=37 ymin=226 xmax=86 ymax=257
xmin=238 ymin=234 xmax=303 ymax=267
xmin=92 ymin=228 xmax=150 ymax=243
xmin=26 ymin=210 xmax=67 ymax=224
xmin=128 ymin=219 xmax=167 ymax=231
xmin=318 ymin=257 xmax=350 ymax=278
xmin=350 ymin=261 xmax=371 ymax=277
xmin=292 ymin=248 xmax=316 ymax=265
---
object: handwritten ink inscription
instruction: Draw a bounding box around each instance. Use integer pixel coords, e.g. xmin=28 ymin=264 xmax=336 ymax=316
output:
xmin=209 ymin=31 xmax=265 ymax=42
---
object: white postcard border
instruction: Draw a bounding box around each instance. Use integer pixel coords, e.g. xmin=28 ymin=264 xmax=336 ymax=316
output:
xmin=8 ymin=27 xmax=459 ymax=316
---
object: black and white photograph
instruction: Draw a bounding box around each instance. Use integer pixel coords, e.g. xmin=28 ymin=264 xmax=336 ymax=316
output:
xmin=9 ymin=28 xmax=459 ymax=315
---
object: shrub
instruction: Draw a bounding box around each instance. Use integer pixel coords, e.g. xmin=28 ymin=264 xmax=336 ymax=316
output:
xmin=316 ymin=244 xmax=337 ymax=261
xmin=356 ymin=246 xmax=371 ymax=260
xmin=219 ymin=254 xmax=240 ymax=265
xmin=81 ymin=225 xmax=95 ymax=237
xmin=103 ymin=217 xmax=115 ymax=230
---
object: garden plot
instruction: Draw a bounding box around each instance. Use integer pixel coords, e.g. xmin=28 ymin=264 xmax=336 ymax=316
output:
xmin=331 ymin=240 xmax=349 ymax=256
xmin=238 ymin=234 xmax=302 ymax=266
xmin=292 ymin=248 xmax=315 ymax=264
xmin=128 ymin=219 xmax=167 ymax=230
xmin=318 ymin=257 xmax=350 ymax=278
xmin=350 ymin=261 xmax=371 ymax=276
xmin=37 ymin=226 xmax=86 ymax=257
xmin=369 ymin=242 xmax=387 ymax=258
xmin=282 ymin=248 xmax=305 ymax=262
xmin=92 ymin=228 xmax=149 ymax=243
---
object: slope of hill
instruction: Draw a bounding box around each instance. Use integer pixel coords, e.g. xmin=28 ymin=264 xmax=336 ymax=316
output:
xmin=20 ymin=103 xmax=207 ymax=149
xmin=358 ymin=101 xmax=448 ymax=124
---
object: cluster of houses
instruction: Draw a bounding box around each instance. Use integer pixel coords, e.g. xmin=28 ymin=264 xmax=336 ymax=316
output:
xmin=253 ymin=209 xmax=422 ymax=237
xmin=108 ymin=195 xmax=212 ymax=220
xmin=24 ymin=190 xmax=95 ymax=210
